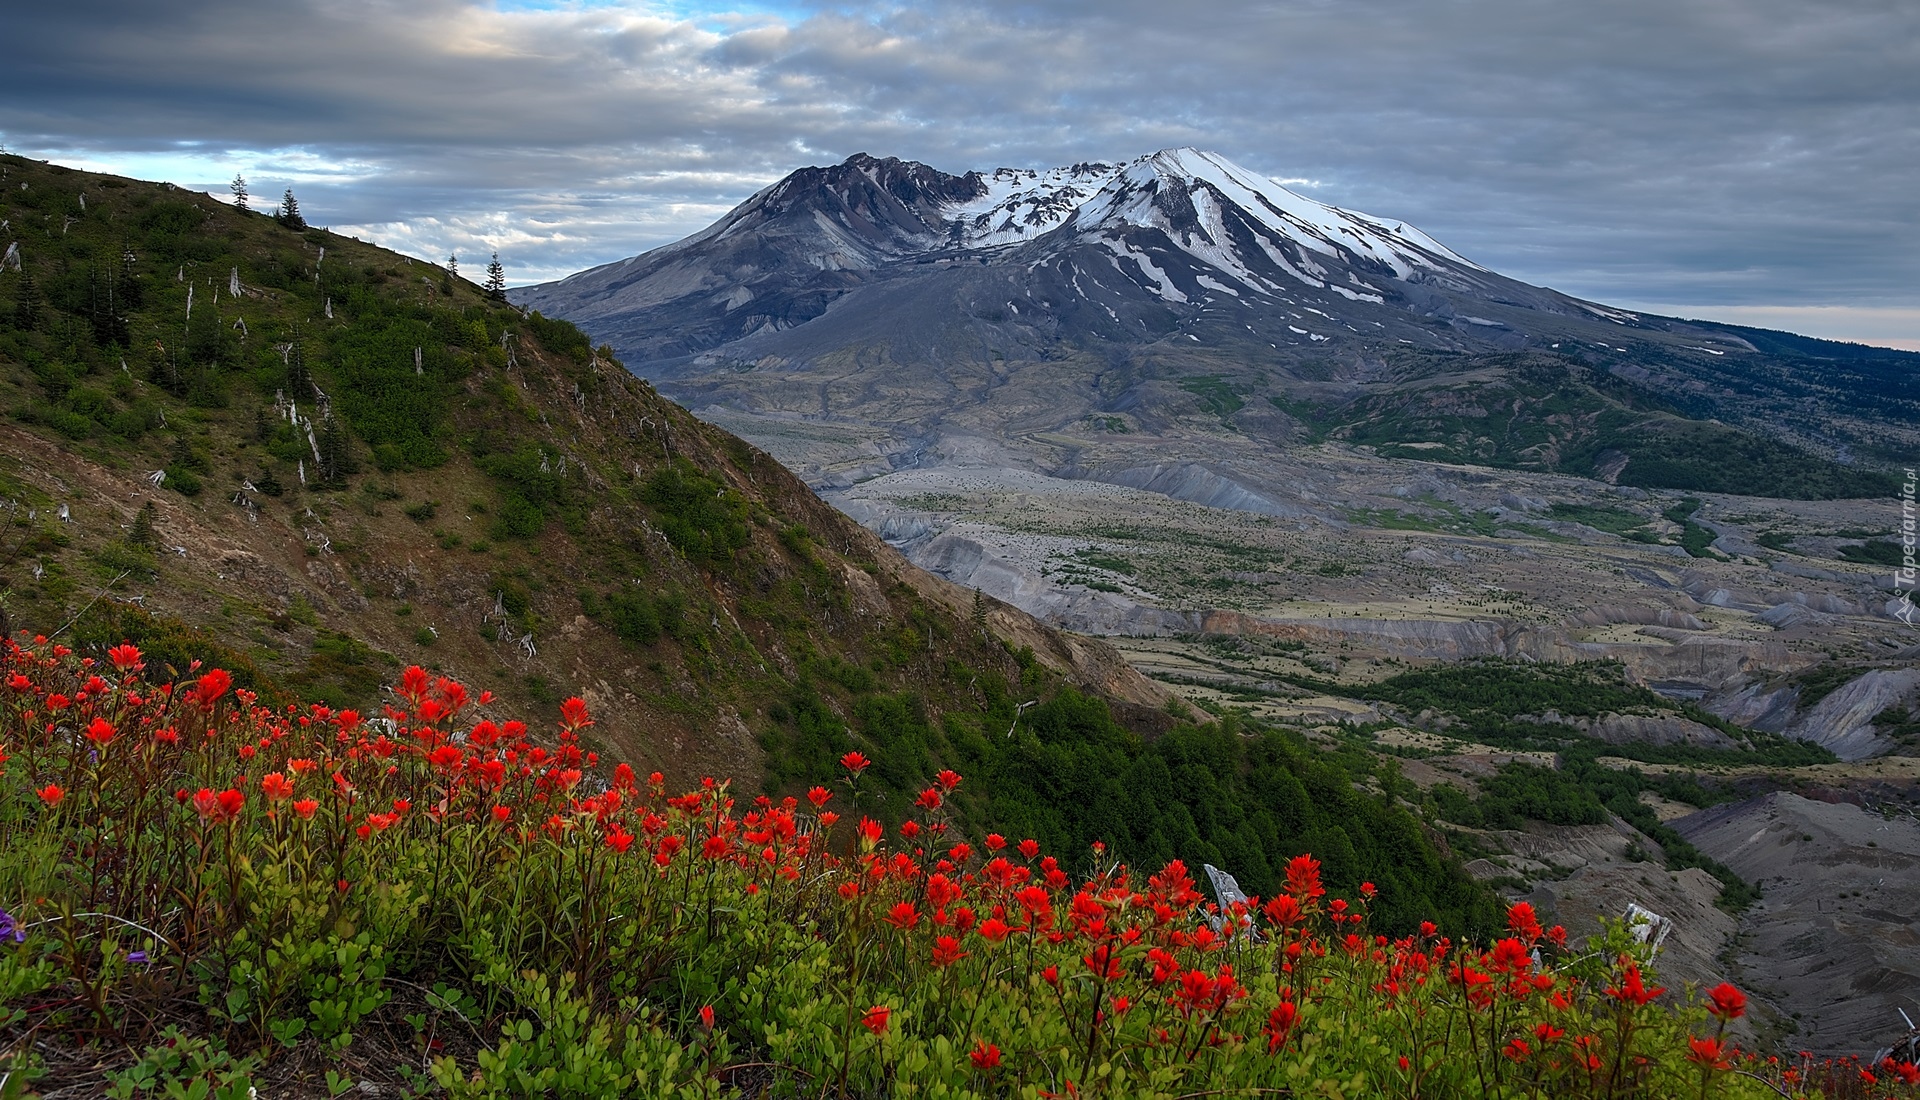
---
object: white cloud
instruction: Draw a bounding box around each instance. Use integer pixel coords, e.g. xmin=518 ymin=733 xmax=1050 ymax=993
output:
xmin=3 ymin=0 xmax=1915 ymax=341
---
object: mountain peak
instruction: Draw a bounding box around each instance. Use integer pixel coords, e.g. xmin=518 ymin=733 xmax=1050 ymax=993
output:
xmin=514 ymin=145 xmax=1511 ymax=357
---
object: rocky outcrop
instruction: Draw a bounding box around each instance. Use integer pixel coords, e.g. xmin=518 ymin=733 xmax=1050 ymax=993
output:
xmin=1080 ymin=463 xmax=1312 ymax=518
xmin=1702 ymin=679 xmax=1802 ymax=733
xmin=907 ymin=530 xmax=1188 ymax=636
xmin=1548 ymin=712 xmax=1742 ymax=750
xmin=1193 ymin=611 xmax=1512 ymax=660
xmin=1785 ymin=669 xmax=1920 ymax=761
xmin=1568 ymin=605 xmax=1708 ymax=631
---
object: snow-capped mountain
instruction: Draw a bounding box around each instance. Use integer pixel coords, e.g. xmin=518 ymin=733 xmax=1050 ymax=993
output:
xmin=513 ymin=148 xmax=1914 ymax=488
xmin=513 ymin=147 xmax=1562 ymax=361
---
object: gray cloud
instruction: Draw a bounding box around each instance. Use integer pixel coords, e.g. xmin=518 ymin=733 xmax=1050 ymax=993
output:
xmin=4 ymin=0 xmax=1914 ymax=343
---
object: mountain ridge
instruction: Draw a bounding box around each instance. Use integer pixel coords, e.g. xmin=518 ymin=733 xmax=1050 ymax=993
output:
xmin=516 ymin=148 xmax=1916 ymax=495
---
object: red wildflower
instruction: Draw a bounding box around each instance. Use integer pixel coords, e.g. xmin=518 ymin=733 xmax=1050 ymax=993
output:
xmin=1489 ymin=937 xmax=1531 ymax=974
xmin=188 ymin=668 xmax=232 ymax=710
xmin=292 ymin=799 xmax=319 ymax=820
xmin=1706 ymin=981 xmax=1746 ymax=1021
xmin=698 ymin=1005 xmax=714 ymax=1031
xmin=260 ymin=773 xmax=295 ymax=802
xmin=1605 ymin=960 xmax=1664 ymax=1006
xmin=932 ymin=935 xmax=967 ymax=967
xmin=840 ymin=750 xmax=871 ymax=775
xmin=807 ymin=785 xmax=832 ymax=808
xmin=1264 ymin=1002 xmax=1298 ymax=1053
xmin=862 ymin=1005 xmax=890 ymax=1035
xmin=1504 ymin=1038 xmax=1531 ymax=1063
xmin=37 ymin=784 xmax=65 ymax=807
xmin=1507 ymin=901 xmax=1543 ymax=942
xmin=1083 ymin=944 xmax=1124 ymax=981
xmin=984 ymin=832 xmax=1006 ymax=851
xmin=558 ymin=696 xmax=593 ymax=732
xmin=1686 ymin=1036 xmax=1731 ymax=1071
xmin=926 ymin=873 xmax=962 ymax=909
xmin=857 ymin=816 xmax=884 ymax=851
xmin=886 ymin=902 xmax=920 ymax=930
xmin=934 ymin=768 xmax=962 ymax=791
xmin=1264 ymin=894 xmax=1303 ymax=928
xmin=979 ymin=917 xmax=1012 ymax=942
xmin=1284 ymin=853 xmax=1325 ymax=901
xmin=84 ymin=717 xmax=115 ymax=745
xmin=915 ymin=787 xmax=943 ymax=810
xmin=969 ymin=1041 xmax=1001 ymax=1070
xmin=107 ymin=643 xmax=143 ymax=670
xmin=192 ymin=787 xmax=244 ymax=824
xmin=1018 ymin=838 xmax=1040 ymax=859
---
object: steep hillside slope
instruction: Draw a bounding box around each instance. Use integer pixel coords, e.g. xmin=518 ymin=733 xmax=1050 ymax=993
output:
xmin=0 ymin=154 xmax=1516 ymax=929
xmin=0 ymin=152 xmax=1159 ymax=788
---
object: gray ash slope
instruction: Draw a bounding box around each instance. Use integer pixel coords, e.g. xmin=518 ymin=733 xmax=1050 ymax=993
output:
xmin=516 ymin=148 xmax=1918 ymax=490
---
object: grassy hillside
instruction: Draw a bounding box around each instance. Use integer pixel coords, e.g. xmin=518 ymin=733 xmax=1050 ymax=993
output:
xmin=0 ymin=155 xmax=1111 ymax=780
xmin=1270 ymin=352 xmax=1898 ymax=500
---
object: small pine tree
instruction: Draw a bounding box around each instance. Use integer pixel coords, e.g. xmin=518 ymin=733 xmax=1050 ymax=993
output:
xmin=484 ymin=252 xmax=507 ymax=302
xmin=970 ymin=587 xmax=989 ymax=637
xmin=128 ymin=502 xmax=159 ymax=547
xmin=277 ymin=189 xmax=306 ymax=230
xmin=13 ymin=270 xmax=40 ymax=330
xmin=317 ymin=413 xmax=356 ymax=483
xmin=286 ymin=340 xmax=310 ymax=394
xmin=230 ymin=174 xmax=249 ymax=211
xmin=117 ymin=245 xmax=143 ymax=311
xmin=446 ymin=253 xmax=459 ymax=279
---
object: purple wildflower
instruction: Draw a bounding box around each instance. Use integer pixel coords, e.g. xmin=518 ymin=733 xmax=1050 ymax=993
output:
xmin=0 ymin=908 xmax=22 ymax=943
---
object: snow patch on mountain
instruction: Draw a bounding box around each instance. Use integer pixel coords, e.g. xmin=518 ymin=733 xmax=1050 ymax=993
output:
xmin=941 ymin=163 xmax=1122 ymax=248
xmin=1067 ymin=148 xmax=1484 ymax=285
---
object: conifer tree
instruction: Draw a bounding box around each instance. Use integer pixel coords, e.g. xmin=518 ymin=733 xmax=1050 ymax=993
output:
xmin=230 ymin=174 xmax=249 ymax=211
xmin=277 ymin=189 xmax=306 ymax=230
xmin=446 ymin=253 xmax=458 ymax=279
xmin=970 ymin=587 xmax=990 ymax=637
xmin=317 ymin=413 xmax=356 ymax=483
xmin=117 ymin=245 xmax=143 ymax=311
xmin=484 ymin=252 xmax=507 ymax=302
xmin=128 ymin=502 xmax=159 ymax=548
xmin=13 ymin=270 xmax=40 ymax=330
xmin=286 ymin=340 xmax=310 ymax=394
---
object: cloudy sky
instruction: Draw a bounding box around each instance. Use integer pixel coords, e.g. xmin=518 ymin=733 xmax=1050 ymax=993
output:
xmin=6 ymin=0 xmax=1916 ymax=348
